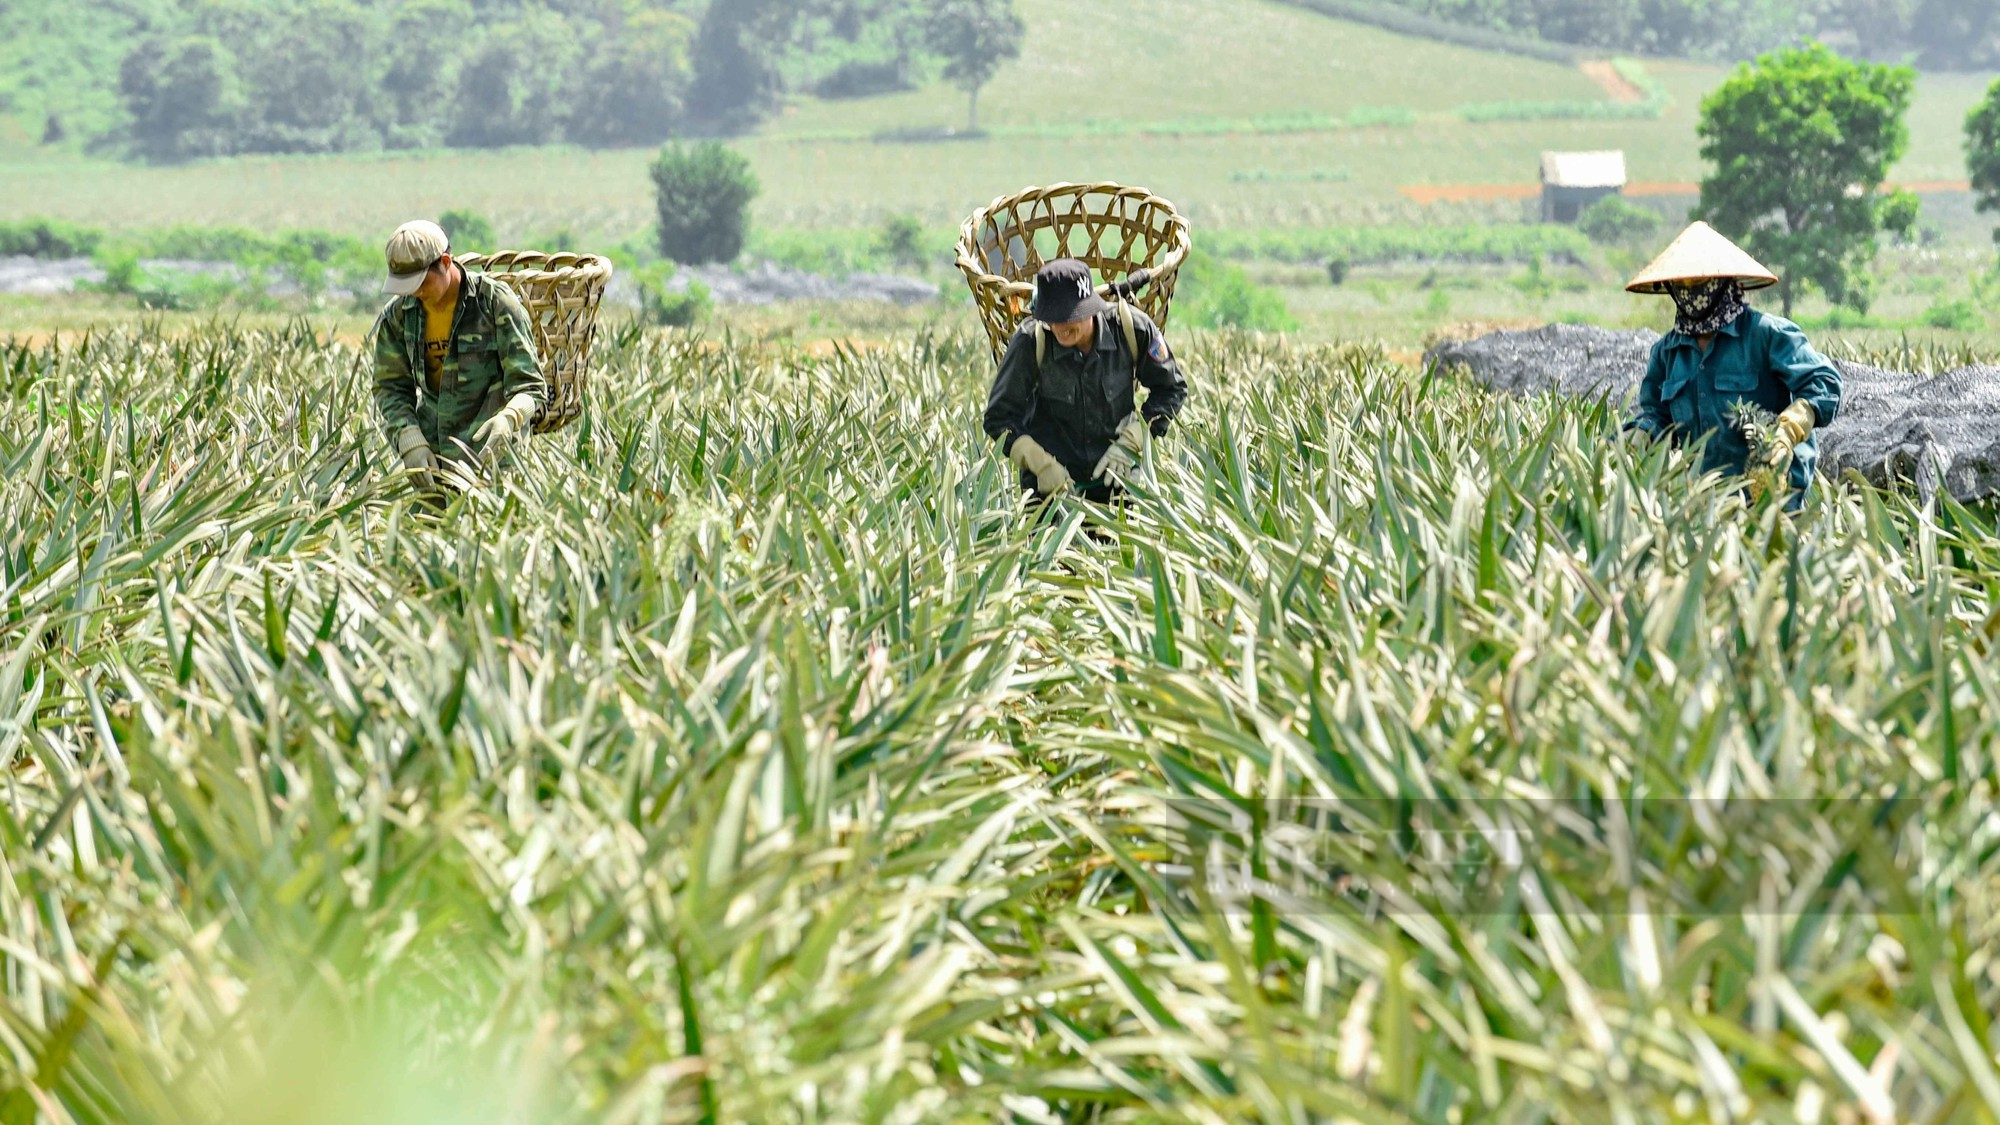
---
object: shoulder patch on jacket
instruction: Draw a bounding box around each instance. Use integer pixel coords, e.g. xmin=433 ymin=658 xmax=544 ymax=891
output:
xmin=1148 ymin=333 xmax=1172 ymax=363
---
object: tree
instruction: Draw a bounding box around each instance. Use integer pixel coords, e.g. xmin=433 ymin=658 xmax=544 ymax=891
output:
xmin=567 ymin=10 xmax=695 ymax=148
xmin=687 ymin=0 xmax=805 ymax=133
xmin=922 ymin=0 xmax=1023 ymax=133
xmin=119 ymin=35 xmax=244 ymax=163
xmin=448 ymin=15 xmax=582 ymax=149
xmin=1576 ymin=195 xmax=1663 ymax=245
xmin=1835 ymin=0 xmax=1917 ymax=51
xmin=1697 ymin=42 xmax=1916 ymax=317
xmin=1911 ymin=0 xmax=2000 ymax=68
xmin=379 ymin=0 xmax=472 ymax=149
xmin=437 ymin=209 xmax=496 ymax=254
xmin=230 ymin=0 xmax=378 ymax=154
xmin=797 ymin=0 xmax=926 ymax=99
xmin=1966 ymin=78 xmax=2000 ymax=245
xmin=651 ymin=141 xmax=760 ymax=265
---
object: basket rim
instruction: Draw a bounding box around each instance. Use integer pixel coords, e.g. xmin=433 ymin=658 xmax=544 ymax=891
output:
xmin=459 ymin=250 xmax=616 ymax=285
xmin=953 ymin=181 xmax=1191 ymax=299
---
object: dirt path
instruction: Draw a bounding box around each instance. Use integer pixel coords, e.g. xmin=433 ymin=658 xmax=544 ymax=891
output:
xmin=1400 ymin=184 xmax=1540 ymax=205
xmin=1580 ymin=61 xmax=1645 ymax=104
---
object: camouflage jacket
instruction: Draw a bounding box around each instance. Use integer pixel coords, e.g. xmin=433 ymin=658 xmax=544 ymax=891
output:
xmin=372 ymin=269 xmax=547 ymax=463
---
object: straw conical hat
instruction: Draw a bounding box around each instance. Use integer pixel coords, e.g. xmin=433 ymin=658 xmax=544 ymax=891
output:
xmin=1625 ymin=221 xmax=1778 ymax=294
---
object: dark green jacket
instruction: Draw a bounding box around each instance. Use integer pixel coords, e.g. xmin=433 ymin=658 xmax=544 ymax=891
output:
xmin=372 ymin=269 xmax=547 ymax=464
xmin=1630 ymin=308 xmax=1842 ymax=498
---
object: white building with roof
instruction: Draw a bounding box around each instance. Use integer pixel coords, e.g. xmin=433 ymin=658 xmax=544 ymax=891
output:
xmin=1541 ymin=151 xmax=1628 ymax=223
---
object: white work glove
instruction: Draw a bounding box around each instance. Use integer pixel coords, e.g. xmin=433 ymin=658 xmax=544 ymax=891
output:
xmin=1092 ymin=412 xmax=1149 ymax=482
xmin=395 ymin=425 xmax=438 ymax=495
xmin=1008 ymin=435 xmax=1073 ymax=497
xmin=472 ymin=394 xmax=538 ymax=470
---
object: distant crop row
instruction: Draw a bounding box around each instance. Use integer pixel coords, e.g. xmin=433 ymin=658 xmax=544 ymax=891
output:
xmin=776 ymin=107 xmax=1426 ymax=145
xmin=1 ymin=216 xmax=1596 ymax=302
xmin=1264 ymin=0 xmax=1582 ymax=61
xmin=1203 ymin=223 xmax=1593 ymax=265
xmin=1457 ymin=58 xmax=1670 ymax=122
xmin=772 ymin=82 xmax=1662 ymax=147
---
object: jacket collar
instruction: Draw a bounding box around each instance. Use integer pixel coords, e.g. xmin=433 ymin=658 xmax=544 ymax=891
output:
xmin=1663 ymin=306 xmax=1750 ymax=351
xmin=1092 ymin=309 xmax=1117 ymax=353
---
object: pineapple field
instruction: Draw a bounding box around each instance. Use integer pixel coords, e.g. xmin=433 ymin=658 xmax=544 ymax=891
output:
xmin=3 ymin=324 xmax=1999 ymax=1122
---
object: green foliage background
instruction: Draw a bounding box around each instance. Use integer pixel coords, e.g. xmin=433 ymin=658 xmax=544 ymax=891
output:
xmin=1700 ymin=43 xmax=1918 ymax=315
xmin=1 ymin=0 xmax=709 ymax=161
xmin=1373 ymin=0 xmax=2000 ymax=67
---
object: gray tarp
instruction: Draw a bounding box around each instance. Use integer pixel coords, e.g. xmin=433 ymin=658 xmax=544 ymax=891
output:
xmin=1426 ymin=323 xmax=2000 ymax=503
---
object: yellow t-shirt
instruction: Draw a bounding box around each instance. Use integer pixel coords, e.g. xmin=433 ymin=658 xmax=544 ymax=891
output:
xmin=421 ymin=299 xmax=452 ymax=391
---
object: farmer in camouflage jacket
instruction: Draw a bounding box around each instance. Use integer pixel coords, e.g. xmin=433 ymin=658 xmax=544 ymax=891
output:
xmin=371 ymin=220 xmax=547 ymax=493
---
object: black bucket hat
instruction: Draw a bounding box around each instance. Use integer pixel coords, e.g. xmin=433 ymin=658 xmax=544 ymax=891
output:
xmin=1031 ymin=259 xmax=1110 ymax=324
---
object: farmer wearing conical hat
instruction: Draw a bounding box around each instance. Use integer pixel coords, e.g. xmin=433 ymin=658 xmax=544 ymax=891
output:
xmin=371 ymin=219 xmax=547 ymax=495
xmin=984 ymin=258 xmax=1188 ymax=502
xmin=1625 ymin=222 xmax=1841 ymax=508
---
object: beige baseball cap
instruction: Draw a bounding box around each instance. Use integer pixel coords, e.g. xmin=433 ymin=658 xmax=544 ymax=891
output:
xmin=383 ymin=219 xmax=449 ymax=295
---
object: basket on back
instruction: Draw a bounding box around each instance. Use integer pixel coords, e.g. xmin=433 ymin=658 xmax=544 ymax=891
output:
xmin=458 ymin=251 xmax=614 ymax=434
xmin=955 ymin=182 xmax=1191 ymax=363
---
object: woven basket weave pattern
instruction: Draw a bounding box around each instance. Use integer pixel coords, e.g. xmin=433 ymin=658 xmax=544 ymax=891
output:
xmin=955 ymin=182 xmax=1191 ymax=362
xmin=459 ymin=251 xmax=613 ymax=434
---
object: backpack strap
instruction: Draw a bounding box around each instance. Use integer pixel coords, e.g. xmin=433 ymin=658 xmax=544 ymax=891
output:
xmin=1034 ymin=321 xmax=1047 ymax=372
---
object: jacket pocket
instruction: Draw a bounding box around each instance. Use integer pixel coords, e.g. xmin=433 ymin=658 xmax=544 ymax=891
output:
xmin=456 ymin=334 xmax=502 ymax=395
xmin=1102 ymin=365 xmax=1135 ymax=413
xmin=1712 ymin=367 xmax=1760 ymax=394
xmin=1040 ymin=365 xmax=1081 ymax=406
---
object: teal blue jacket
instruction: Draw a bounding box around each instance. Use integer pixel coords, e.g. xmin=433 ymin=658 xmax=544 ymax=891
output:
xmin=1629 ymin=308 xmax=1842 ymax=497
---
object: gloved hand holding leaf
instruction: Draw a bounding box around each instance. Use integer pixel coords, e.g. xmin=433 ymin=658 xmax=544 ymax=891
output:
xmin=1092 ymin=412 xmax=1149 ymax=482
xmin=1008 ymin=435 xmax=1073 ymax=496
xmin=396 ymin=425 xmax=439 ymax=495
xmin=472 ymin=394 xmax=539 ymax=472
xmin=1766 ymin=400 xmax=1816 ymax=472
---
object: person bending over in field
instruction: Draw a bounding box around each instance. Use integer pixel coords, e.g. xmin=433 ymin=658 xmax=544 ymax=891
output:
xmin=371 ymin=219 xmax=547 ymax=496
xmin=1623 ymin=222 xmax=1841 ymax=511
xmin=984 ymin=258 xmax=1188 ymax=505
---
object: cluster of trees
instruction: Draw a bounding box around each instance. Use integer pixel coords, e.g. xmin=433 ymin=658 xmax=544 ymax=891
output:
xmin=1698 ymin=43 xmax=1916 ymax=316
xmin=100 ymin=0 xmax=1022 ymax=163
xmin=684 ymin=0 xmax=1021 ymax=133
xmin=1696 ymin=40 xmax=2000 ymax=318
xmin=1387 ymin=0 xmax=1999 ymax=66
xmin=117 ymin=0 xmax=701 ymax=161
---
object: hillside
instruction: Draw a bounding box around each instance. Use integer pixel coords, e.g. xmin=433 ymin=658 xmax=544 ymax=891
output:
xmin=0 ymin=0 xmax=177 ymax=142
xmin=0 ymin=0 xmax=1993 ymax=243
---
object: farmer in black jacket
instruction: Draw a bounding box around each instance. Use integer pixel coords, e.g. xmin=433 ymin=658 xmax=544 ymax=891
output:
xmin=983 ymin=259 xmax=1188 ymax=502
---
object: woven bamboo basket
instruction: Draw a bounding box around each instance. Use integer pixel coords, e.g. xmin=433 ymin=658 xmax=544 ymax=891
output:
xmin=954 ymin=182 xmax=1191 ymax=362
xmin=458 ymin=251 xmax=614 ymax=434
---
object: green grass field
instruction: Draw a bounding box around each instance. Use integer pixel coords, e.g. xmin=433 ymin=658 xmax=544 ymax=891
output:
xmin=9 ymin=10 xmax=2000 ymax=1114
xmin=7 ymin=321 xmax=2000 ymax=1120
xmin=1 ymin=0 xmax=1993 ymax=247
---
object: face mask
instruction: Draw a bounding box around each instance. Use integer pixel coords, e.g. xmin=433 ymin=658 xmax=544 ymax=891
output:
xmin=1668 ymin=279 xmax=1747 ymax=336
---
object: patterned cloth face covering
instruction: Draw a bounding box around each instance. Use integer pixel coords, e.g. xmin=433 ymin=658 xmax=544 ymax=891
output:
xmin=1667 ymin=278 xmax=1748 ymax=336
